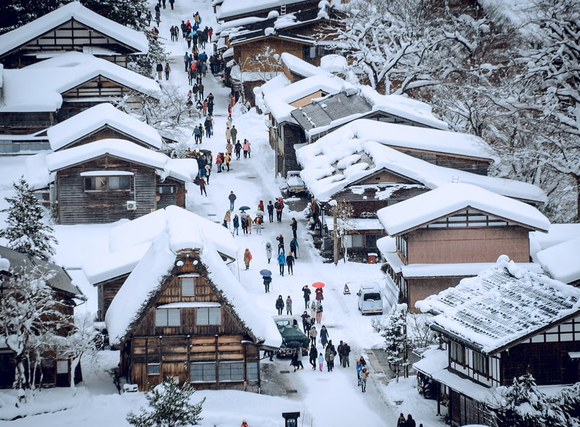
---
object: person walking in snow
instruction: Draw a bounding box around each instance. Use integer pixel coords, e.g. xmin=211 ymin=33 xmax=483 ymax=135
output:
xmin=286 ymin=251 xmax=295 ymax=275
xmin=396 ymin=413 xmax=406 ymax=427
xmin=243 ymin=248 xmax=252 ymax=270
xmin=359 ymin=367 xmax=368 ymax=392
xmin=193 ymin=124 xmax=202 ymax=144
xmin=309 ymin=325 xmax=317 ymax=347
xmin=405 ymin=414 xmax=417 ymax=427
xmin=276 ymin=234 xmax=285 ymax=253
xmin=302 ymin=285 xmax=311 ymax=309
xmin=341 ymin=341 xmax=351 ymax=367
xmin=275 ymin=295 xmax=284 ymax=315
xmin=204 ymin=115 xmax=213 ymax=138
xmin=325 ymin=340 xmax=336 ymax=372
xmin=198 ymin=176 xmax=207 ymax=196
xmin=225 ymin=126 xmax=232 ymax=143
xmin=232 ymin=214 xmax=239 ymax=236
xmin=277 ymin=251 xmax=286 ymax=276
xmin=291 ymin=217 xmax=298 ymax=239
xmin=156 ymin=62 xmax=163 ymax=80
xmin=285 ymin=295 xmax=293 ymax=315
xmin=301 ymin=310 xmax=311 ymax=333
xmin=226 ymin=140 xmax=233 ymax=156
xmin=242 ymin=139 xmax=251 ymax=158
xmin=263 ymin=275 xmax=272 ymax=293
xmin=315 ymin=301 xmax=323 ymax=324
xmin=253 ymin=214 xmax=263 ymax=234
xmin=267 ymin=200 xmax=274 ymax=223
xmin=224 ymin=152 xmax=231 ymax=171
xmin=274 ymin=198 xmax=284 ymax=222
xmin=230 ymin=125 xmax=238 ymax=142
xmin=319 ymin=325 xmax=329 ymax=348
xmin=164 ymin=62 xmax=171 ymax=80
xmin=318 ymin=351 xmax=324 ymax=372
xmin=223 ymin=210 xmax=231 ymax=230
xmin=309 ymin=345 xmax=318 ymax=370
xmin=228 ymin=191 xmax=237 ymax=210
xmin=315 ymin=287 xmax=324 ymax=301
xmin=290 ymin=237 xmax=299 ymax=258
xmin=234 ymin=140 xmax=242 ymax=160
xmin=265 ymin=242 xmax=273 ymax=264
xmin=204 ymin=164 xmax=211 ymax=185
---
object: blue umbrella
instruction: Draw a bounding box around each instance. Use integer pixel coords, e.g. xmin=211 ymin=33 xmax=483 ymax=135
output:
xmin=239 ymin=205 xmax=251 ymax=211
xmin=260 ymin=269 xmax=272 ymax=277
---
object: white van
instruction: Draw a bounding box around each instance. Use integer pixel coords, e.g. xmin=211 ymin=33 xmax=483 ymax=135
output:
xmin=357 ymin=282 xmax=383 ymax=315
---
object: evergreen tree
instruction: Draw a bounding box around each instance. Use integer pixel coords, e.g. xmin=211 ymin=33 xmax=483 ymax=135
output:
xmin=0 ymin=177 xmax=57 ymax=261
xmin=127 ymin=378 xmax=205 ymax=427
xmin=381 ymin=308 xmax=407 ymax=380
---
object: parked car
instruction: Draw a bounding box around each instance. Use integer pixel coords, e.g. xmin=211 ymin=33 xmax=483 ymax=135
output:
xmin=356 ymin=282 xmax=384 ymax=315
xmin=285 ymin=171 xmax=307 ymax=196
xmin=273 ymin=315 xmax=310 ymax=358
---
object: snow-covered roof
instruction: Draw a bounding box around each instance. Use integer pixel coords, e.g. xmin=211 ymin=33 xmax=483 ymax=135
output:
xmin=264 ymin=74 xmax=351 ymax=123
xmin=281 ymin=52 xmax=333 ymax=79
xmin=530 ymin=223 xmax=580 ymax=252
xmin=535 ymin=236 xmax=580 ymax=284
xmin=377 ymin=183 xmax=550 ymax=236
xmin=296 ymin=131 xmax=545 ymax=204
xmin=0 ymin=2 xmax=148 ymax=58
xmin=415 ymin=256 xmax=580 ymax=354
xmin=0 ymin=52 xmax=160 ymax=113
xmin=105 ymin=206 xmax=282 ymax=349
xmin=319 ymin=54 xmax=347 ymax=74
xmin=30 ymin=139 xmax=197 ymax=186
xmin=47 ymin=103 xmax=163 ymax=151
xmin=217 ymin=0 xmax=317 ymax=21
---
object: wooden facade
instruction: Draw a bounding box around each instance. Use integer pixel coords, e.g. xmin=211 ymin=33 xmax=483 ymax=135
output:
xmin=388 ymin=209 xmax=536 ymax=310
xmin=1 ymin=19 xmax=140 ymax=69
xmin=441 ymin=314 xmax=580 ymax=426
xmin=117 ymin=250 xmax=263 ymax=392
xmin=53 ymin=124 xmax=158 ymax=152
xmin=53 ymin=155 xmax=186 ymax=224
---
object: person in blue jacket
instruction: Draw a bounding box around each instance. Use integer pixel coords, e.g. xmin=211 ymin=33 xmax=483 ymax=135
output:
xmin=277 ymin=250 xmax=286 ymax=276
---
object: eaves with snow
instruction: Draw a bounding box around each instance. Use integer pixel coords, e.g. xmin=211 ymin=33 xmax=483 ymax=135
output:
xmin=415 ymin=255 xmax=580 ymax=354
xmin=296 ymin=123 xmax=546 ymax=204
xmin=0 ymin=1 xmax=148 ymax=60
xmin=216 ymin=0 xmax=320 ymax=21
xmin=24 ymin=139 xmax=198 ymax=189
xmin=47 ymin=103 xmax=163 ymax=151
xmin=535 ymin=236 xmax=580 ymax=285
xmin=104 ymin=206 xmax=281 ymax=348
xmin=0 ymin=52 xmax=160 ymax=113
xmin=376 ymin=183 xmax=550 ymax=237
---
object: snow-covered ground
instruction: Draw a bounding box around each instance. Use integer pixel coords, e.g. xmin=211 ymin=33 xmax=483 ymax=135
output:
xmin=0 ymin=1 xmax=447 ymax=426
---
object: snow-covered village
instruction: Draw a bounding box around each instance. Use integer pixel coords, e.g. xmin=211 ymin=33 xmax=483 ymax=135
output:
xmin=0 ymin=0 xmax=579 ymax=426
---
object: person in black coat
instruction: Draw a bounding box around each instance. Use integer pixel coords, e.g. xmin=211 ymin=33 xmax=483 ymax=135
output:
xmin=267 ymin=200 xmax=274 ymax=223
xmin=263 ymin=275 xmax=272 ymax=293
xmin=302 ymin=285 xmax=311 ymax=309
xmin=275 ymin=295 xmax=284 ymax=315
xmin=308 ymin=345 xmax=318 ymax=370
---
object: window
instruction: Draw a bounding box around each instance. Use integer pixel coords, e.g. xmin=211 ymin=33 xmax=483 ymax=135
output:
xmin=56 ymin=360 xmax=68 ymax=374
xmin=157 ymin=185 xmax=175 ymax=194
xmin=450 ymin=341 xmax=465 ymax=366
xmin=396 ymin=235 xmax=408 ymax=258
xmin=147 ymin=363 xmax=160 ymax=375
xmin=219 ymin=362 xmax=244 ymax=381
xmin=156 ymin=308 xmax=180 ymax=327
xmin=473 ymin=352 xmax=488 ymax=376
xmin=246 ymin=362 xmax=259 ymax=382
xmin=197 ymin=307 xmax=221 ymax=325
xmin=181 ymin=277 xmax=195 ymax=296
xmin=190 ymin=362 xmax=216 ymax=382
xmin=366 ymin=235 xmax=378 ymax=248
xmin=84 ymin=176 xmax=131 ymax=191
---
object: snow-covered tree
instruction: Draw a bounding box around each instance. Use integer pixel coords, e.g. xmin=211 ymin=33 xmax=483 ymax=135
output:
xmin=0 ymin=266 xmax=69 ymax=391
xmin=492 ymin=372 xmax=570 ymax=427
xmin=0 ymin=177 xmax=57 ymax=261
xmin=55 ymin=313 xmax=101 ymax=390
xmin=329 ymin=200 xmax=355 ymax=264
xmin=132 ymin=31 xmax=169 ymax=78
xmin=371 ymin=306 xmax=407 ymax=380
xmin=127 ymin=378 xmax=205 ymax=427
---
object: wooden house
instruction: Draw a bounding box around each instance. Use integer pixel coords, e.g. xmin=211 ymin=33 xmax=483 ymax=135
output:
xmin=216 ymin=0 xmax=321 ymax=23
xmin=220 ymin=5 xmax=341 ymax=104
xmin=0 ymin=52 xmax=160 ymax=136
xmin=32 ymin=139 xmax=197 ymax=224
xmin=46 ymin=103 xmax=164 ymax=152
xmin=104 ymin=206 xmax=281 ymax=391
xmin=414 ymin=256 xmax=580 ymax=426
xmin=0 ymin=2 xmax=148 ymax=69
xmin=376 ymin=183 xmax=550 ymax=310
xmin=0 ymin=246 xmax=84 ymax=388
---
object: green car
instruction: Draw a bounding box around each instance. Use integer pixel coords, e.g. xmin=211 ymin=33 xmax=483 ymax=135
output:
xmin=273 ymin=316 xmax=310 ymax=358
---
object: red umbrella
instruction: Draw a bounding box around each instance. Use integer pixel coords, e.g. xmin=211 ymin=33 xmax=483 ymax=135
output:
xmin=312 ymin=282 xmax=325 ymax=288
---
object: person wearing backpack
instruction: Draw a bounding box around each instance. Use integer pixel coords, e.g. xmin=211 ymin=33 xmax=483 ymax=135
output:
xmin=274 ymin=198 xmax=284 ymax=222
